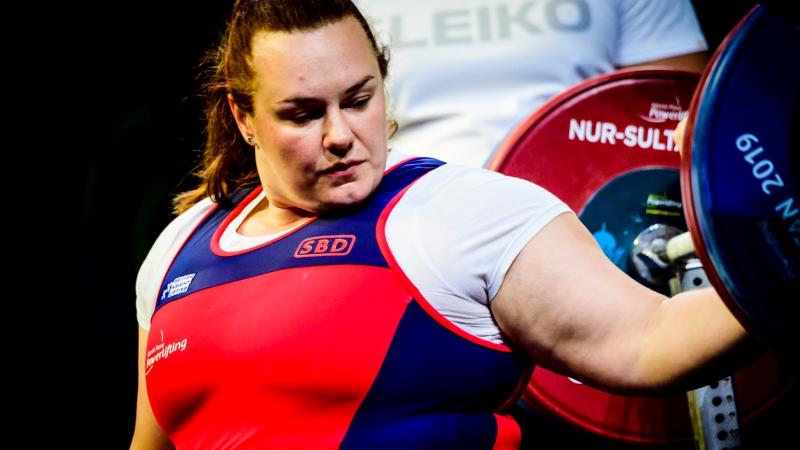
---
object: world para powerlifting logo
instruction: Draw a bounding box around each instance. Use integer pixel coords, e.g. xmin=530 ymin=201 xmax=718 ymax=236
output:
xmin=145 ymin=329 xmax=189 ymax=376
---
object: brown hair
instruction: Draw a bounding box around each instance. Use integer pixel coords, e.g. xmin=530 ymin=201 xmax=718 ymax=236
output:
xmin=172 ymin=0 xmax=393 ymax=215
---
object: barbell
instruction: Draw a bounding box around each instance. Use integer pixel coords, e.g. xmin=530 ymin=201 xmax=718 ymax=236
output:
xmin=488 ymin=3 xmax=798 ymax=444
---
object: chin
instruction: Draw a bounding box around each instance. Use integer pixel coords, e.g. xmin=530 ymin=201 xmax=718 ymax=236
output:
xmin=321 ymin=182 xmax=375 ymax=210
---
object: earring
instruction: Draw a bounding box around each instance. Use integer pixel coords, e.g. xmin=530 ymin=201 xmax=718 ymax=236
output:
xmin=246 ymin=136 xmax=255 ymax=145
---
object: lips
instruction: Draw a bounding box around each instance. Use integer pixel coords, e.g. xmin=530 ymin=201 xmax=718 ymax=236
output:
xmin=322 ymin=160 xmax=364 ymax=175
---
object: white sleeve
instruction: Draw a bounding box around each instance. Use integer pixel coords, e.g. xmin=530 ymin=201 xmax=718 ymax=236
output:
xmin=614 ymin=0 xmax=708 ymax=66
xmin=386 ymin=164 xmax=572 ymax=342
xmin=135 ymin=199 xmax=215 ymax=331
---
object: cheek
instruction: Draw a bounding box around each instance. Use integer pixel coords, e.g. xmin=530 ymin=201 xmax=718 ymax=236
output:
xmin=266 ymin=127 xmax=317 ymax=168
xmin=361 ymin=106 xmax=388 ymax=143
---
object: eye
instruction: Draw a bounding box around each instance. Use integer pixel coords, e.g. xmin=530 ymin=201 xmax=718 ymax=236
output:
xmin=278 ymin=108 xmax=324 ymax=124
xmin=344 ymin=95 xmax=372 ymax=110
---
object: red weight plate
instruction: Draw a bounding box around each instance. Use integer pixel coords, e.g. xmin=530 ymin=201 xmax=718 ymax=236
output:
xmin=490 ymin=69 xmax=691 ymax=211
xmin=488 ymin=69 xmax=796 ymax=444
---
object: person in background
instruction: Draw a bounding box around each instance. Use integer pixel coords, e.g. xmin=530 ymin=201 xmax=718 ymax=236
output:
xmin=355 ymin=0 xmax=709 ymax=167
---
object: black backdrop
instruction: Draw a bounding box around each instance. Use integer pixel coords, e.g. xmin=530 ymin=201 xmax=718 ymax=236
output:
xmin=69 ymin=1 xmax=797 ymax=447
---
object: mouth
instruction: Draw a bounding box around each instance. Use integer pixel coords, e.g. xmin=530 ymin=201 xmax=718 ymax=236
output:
xmin=322 ymin=160 xmax=364 ymax=177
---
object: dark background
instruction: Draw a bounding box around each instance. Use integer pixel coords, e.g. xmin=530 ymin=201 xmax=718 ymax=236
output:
xmin=64 ymin=0 xmax=797 ymax=447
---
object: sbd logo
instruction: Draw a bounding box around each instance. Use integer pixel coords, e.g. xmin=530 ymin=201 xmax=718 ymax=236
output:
xmin=294 ymin=235 xmax=356 ymax=258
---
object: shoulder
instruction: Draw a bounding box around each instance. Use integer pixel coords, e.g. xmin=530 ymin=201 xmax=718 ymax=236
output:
xmin=404 ymin=162 xmax=566 ymax=209
xmin=147 ymin=198 xmax=217 ymax=266
xmin=387 ymin=161 xmax=572 ymax=297
xmin=135 ymin=198 xmax=217 ymax=331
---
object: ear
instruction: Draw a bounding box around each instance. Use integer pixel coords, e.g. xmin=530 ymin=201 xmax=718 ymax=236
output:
xmin=228 ymin=94 xmax=254 ymax=141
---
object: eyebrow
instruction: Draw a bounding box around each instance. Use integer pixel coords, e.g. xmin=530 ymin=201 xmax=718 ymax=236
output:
xmin=278 ymin=75 xmax=376 ymax=106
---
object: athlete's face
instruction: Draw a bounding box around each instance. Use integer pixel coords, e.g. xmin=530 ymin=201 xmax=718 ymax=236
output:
xmin=230 ymin=17 xmax=389 ymax=214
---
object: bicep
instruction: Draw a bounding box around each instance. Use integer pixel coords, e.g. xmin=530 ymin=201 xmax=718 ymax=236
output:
xmin=130 ymin=326 xmax=174 ymax=450
xmin=490 ymin=212 xmax=667 ymax=392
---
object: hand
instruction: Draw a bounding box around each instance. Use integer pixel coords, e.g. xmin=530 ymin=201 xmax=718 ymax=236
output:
xmin=674 ymin=119 xmax=687 ymax=155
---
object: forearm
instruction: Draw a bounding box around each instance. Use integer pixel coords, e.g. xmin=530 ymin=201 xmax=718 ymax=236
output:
xmin=633 ymin=287 xmax=756 ymax=392
xmin=621 ymin=51 xmax=709 ymax=73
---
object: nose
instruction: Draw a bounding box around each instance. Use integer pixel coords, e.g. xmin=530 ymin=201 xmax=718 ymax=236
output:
xmin=322 ymin=107 xmax=354 ymax=154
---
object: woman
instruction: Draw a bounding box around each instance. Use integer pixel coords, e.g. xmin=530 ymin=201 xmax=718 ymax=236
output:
xmin=130 ymin=1 xmax=751 ymax=449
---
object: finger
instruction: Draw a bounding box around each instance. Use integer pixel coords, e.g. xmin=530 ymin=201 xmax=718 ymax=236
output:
xmin=674 ymin=118 xmax=687 ymax=154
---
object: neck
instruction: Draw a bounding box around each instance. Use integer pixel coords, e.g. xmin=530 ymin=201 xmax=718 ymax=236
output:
xmin=238 ymin=195 xmax=314 ymax=237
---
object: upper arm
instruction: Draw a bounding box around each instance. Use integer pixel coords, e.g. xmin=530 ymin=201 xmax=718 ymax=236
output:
xmin=490 ymin=212 xmax=667 ymax=392
xmin=130 ymin=326 xmax=174 ymax=450
xmin=620 ymin=51 xmax=709 ymax=73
